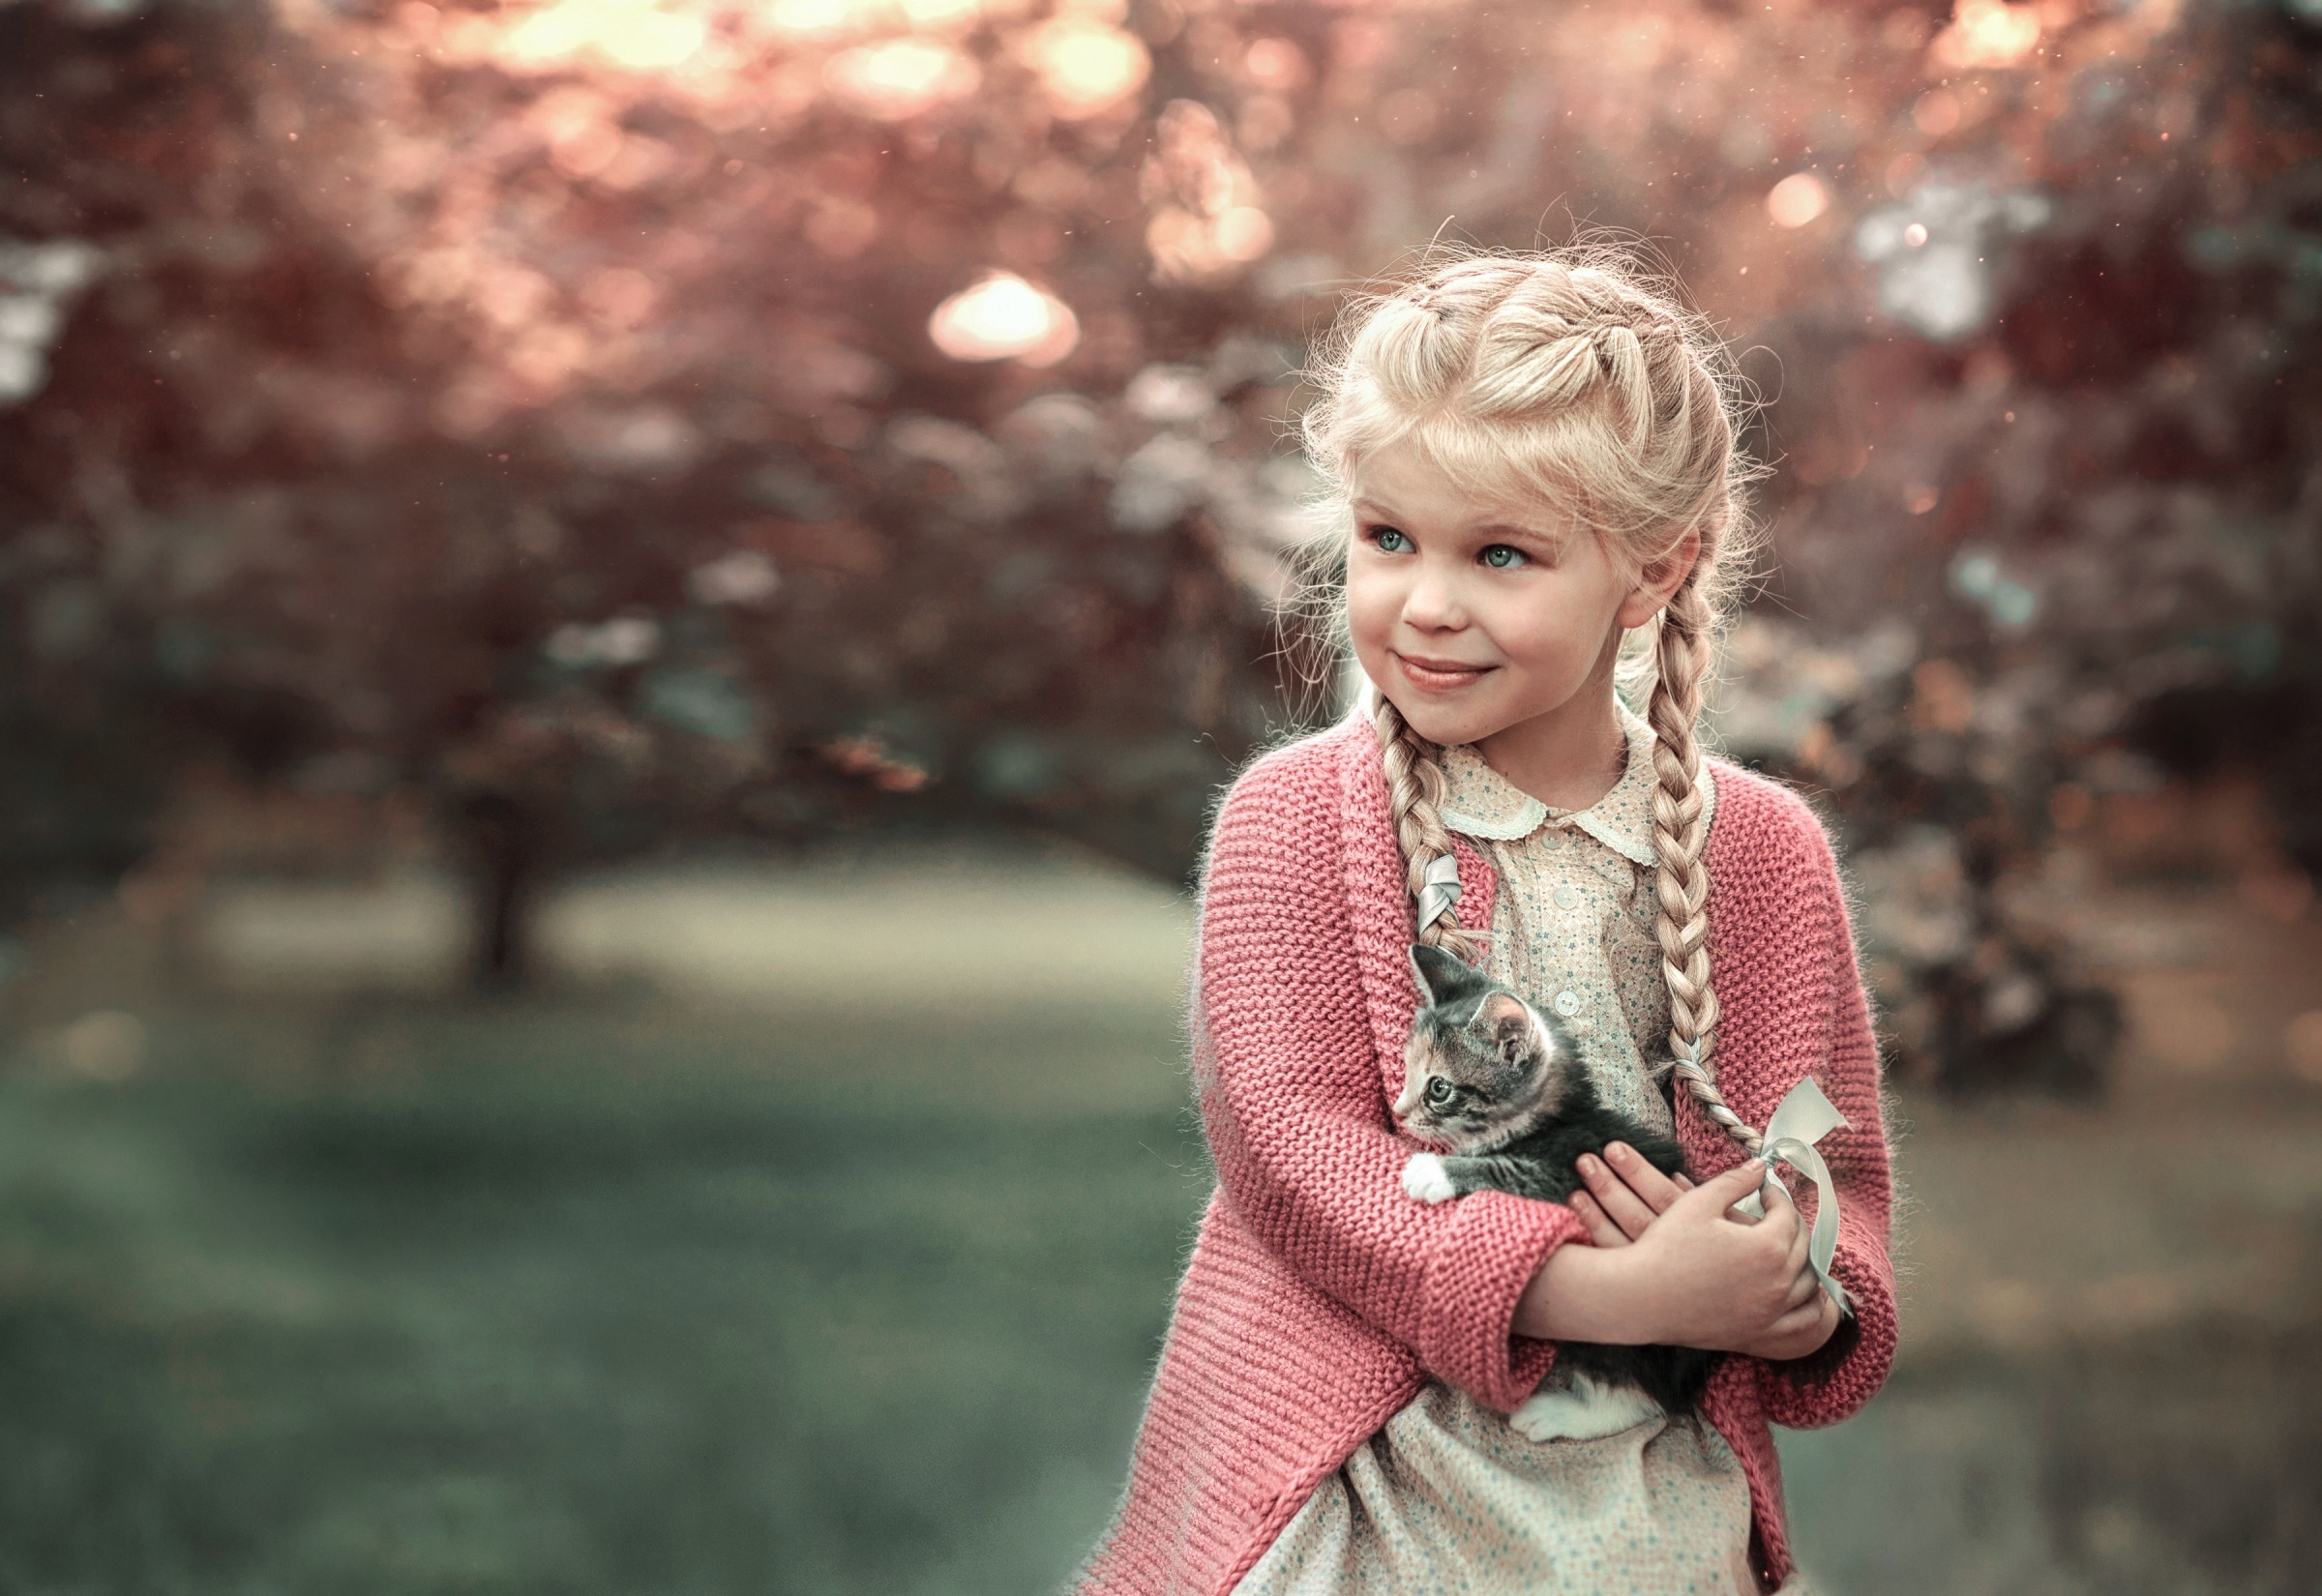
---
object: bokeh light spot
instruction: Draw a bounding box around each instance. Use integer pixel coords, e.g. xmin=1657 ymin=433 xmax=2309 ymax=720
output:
xmin=765 ymin=0 xmax=864 ymax=34
xmin=1020 ymin=18 xmax=1151 ymax=120
xmin=823 ymin=39 xmax=980 ymax=120
xmin=1213 ymin=207 xmax=1275 ymax=263
xmin=928 ymin=274 xmax=1080 ymax=367
xmin=1243 ymin=37 xmax=1310 ymax=93
xmin=1930 ymin=0 xmax=2041 ymax=69
xmin=500 ymin=0 xmax=705 ymax=72
xmin=60 ymin=1010 xmax=146 ymax=1080
xmin=1767 ymin=172 xmax=1831 ymax=229
xmin=688 ymin=549 xmax=782 ymax=607
xmin=900 ymin=0 xmax=980 ymax=29
xmin=1914 ymin=89 xmax=1964 ymax=137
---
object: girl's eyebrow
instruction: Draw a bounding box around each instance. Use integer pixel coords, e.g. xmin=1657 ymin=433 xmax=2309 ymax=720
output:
xmin=1474 ymin=520 xmax=1563 ymax=546
xmin=1465 ymin=518 xmax=1571 ymax=556
xmin=1353 ymin=502 xmax=1558 ymax=539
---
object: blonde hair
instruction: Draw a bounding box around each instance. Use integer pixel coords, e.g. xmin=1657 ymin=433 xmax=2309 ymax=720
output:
xmin=1302 ymin=246 xmax=1767 ymax=1158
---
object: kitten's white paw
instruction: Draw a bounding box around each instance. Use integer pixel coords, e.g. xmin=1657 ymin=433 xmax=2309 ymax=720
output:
xmin=1510 ymin=1375 xmax=1663 ymax=1443
xmin=1401 ymin=1153 xmax=1456 ymax=1203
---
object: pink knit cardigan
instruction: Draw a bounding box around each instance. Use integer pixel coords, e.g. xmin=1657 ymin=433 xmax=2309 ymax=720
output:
xmin=1074 ymin=716 xmax=1897 ymax=1596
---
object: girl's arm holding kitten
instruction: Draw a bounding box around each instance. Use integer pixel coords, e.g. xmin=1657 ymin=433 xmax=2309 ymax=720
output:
xmin=1515 ymin=1151 xmax=1843 ymax=1361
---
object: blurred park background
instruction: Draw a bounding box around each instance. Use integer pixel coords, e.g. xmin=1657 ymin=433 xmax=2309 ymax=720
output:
xmin=4 ymin=0 xmax=2322 ymax=1587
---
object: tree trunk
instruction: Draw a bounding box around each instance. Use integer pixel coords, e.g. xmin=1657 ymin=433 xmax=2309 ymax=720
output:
xmin=461 ymin=791 xmax=536 ymax=990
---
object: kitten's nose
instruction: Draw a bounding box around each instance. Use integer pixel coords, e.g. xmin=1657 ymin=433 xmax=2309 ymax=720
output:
xmin=1390 ymin=1081 xmax=1423 ymax=1120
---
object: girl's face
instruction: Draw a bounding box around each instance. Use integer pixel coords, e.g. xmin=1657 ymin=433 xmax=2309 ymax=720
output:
xmin=1344 ymin=437 xmax=1682 ymax=754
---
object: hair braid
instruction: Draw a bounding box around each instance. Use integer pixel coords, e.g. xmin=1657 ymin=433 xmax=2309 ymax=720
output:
xmin=1650 ymin=578 xmax=1760 ymax=1157
xmin=1371 ymin=692 xmax=1484 ymax=964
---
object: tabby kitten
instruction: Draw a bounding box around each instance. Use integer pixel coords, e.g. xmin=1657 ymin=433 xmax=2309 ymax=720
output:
xmin=1394 ymin=942 xmax=1716 ymax=1442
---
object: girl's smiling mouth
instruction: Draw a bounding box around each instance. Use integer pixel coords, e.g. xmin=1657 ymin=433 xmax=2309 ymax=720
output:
xmin=1392 ymin=650 xmax=1497 ymax=692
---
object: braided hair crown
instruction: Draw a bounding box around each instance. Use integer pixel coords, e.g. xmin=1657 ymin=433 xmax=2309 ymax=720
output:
xmin=1306 ymin=246 xmax=1766 ymax=1158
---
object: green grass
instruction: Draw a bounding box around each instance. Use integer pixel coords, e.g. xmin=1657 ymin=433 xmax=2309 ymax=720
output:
xmin=0 ymin=993 xmax=1211 ymax=1595
xmin=20 ymin=932 xmax=2320 ymax=1595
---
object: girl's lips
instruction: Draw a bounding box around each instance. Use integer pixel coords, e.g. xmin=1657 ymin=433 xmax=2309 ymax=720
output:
xmin=1393 ymin=651 xmax=1495 ymax=693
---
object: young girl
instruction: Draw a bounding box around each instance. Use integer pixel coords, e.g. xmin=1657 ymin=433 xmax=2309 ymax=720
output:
xmin=1076 ymin=251 xmax=1895 ymax=1595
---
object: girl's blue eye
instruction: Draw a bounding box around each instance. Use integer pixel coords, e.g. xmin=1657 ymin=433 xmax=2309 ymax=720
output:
xmin=1372 ymin=527 xmax=1412 ymax=553
xmin=1481 ymin=545 xmax=1526 ymax=570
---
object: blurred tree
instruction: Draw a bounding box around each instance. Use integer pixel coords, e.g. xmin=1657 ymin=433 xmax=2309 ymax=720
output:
xmin=2 ymin=0 xmax=2316 ymax=1079
xmin=0 ymin=0 xmax=1295 ymax=983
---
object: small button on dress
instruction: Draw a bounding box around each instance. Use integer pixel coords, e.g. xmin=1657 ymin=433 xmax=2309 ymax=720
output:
xmin=1552 ymin=990 xmax=1581 ymax=1018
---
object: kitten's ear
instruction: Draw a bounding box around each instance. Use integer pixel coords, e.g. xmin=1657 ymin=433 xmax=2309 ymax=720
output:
xmin=1475 ymin=991 xmax=1535 ymax=1066
xmin=1410 ymin=943 xmax=1483 ymax=1007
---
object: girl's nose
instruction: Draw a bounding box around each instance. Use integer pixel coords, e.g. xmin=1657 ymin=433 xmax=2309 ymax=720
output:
xmin=1401 ymin=564 xmax=1466 ymax=632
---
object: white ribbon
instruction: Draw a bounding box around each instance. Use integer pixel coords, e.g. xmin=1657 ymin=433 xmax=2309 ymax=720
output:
xmin=1730 ymin=1074 xmax=1853 ymax=1314
xmin=1417 ymin=852 xmax=1462 ymax=933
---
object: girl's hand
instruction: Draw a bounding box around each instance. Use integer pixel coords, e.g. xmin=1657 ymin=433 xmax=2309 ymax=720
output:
xmin=1626 ymin=1165 xmax=1835 ymax=1355
xmin=1568 ymin=1147 xmax=1842 ymax=1359
xmin=1517 ymin=1161 xmax=1838 ymax=1358
xmin=1568 ymin=1141 xmax=1694 ymax=1247
xmin=1729 ymin=1271 xmax=1845 ymax=1363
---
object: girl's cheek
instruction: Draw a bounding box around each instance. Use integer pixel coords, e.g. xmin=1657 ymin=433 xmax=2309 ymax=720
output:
xmin=1344 ymin=570 xmax=1396 ymax=656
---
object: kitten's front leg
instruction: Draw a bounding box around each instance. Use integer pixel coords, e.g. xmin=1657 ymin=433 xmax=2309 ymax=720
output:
xmin=1401 ymin=1153 xmax=1529 ymax=1203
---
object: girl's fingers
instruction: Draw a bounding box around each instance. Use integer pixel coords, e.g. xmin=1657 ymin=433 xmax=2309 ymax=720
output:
xmin=1681 ymin=1155 xmax=1765 ymax=1225
xmin=1782 ymin=1261 xmax=1822 ymax=1312
xmin=1753 ymin=1318 xmax=1821 ymax=1360
xmin=1576 ymin=1154 xmax=1657 ymax=1241
xmin=1602 ymin=1142 xmax=1686 ymax=1215
xmin=1690 ymin=1159 xmax=1770 ymax=1219
xmin=1568 ymin=1189 xmax=1629 ymax=1249
xmin=1766 ymin=1295 xmax=1838 ymax=1353
xmin=1757 ymin=1169 xmax=1805 ymax=1249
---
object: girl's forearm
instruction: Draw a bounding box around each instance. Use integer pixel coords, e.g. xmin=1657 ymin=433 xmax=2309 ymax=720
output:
xmin=1513 ymin=1242 xmax=1664 ymax=1345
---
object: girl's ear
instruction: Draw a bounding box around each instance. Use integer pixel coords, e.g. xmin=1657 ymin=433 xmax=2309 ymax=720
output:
xmin=1617 ymin=524 xmax=1702 ymax=631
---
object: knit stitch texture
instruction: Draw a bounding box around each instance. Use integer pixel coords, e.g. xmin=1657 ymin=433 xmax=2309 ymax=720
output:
xmin=1073 ymin=716 xmax=1897 ymax=1596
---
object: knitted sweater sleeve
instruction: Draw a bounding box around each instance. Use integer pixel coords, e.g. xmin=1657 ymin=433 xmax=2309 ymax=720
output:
xmin=1744 ymin=790 xmax=1898 ymax=1430
xmin=1191 ymin=741 xmax=1586 ymax=1414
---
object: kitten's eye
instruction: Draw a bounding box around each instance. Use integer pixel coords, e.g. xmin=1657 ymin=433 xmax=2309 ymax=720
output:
xmin=1480 ymin=544 xmax=1526 ymax=570
xmin=1423 ymin=1078 xmax=1453 ymax=1107
xmin=1369 ymin=525 xmax=1413 ymax=554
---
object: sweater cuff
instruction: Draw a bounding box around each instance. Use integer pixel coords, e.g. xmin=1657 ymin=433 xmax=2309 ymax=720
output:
xmin=1416 ymin=1189 xmax=1586 ymax=1412
xmin=1755 ymin=1232 xmax=1896 ymax=1428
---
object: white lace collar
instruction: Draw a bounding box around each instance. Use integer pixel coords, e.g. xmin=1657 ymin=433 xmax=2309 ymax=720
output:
xmin=1436 ymin=700 xmax=1714 ymax=868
